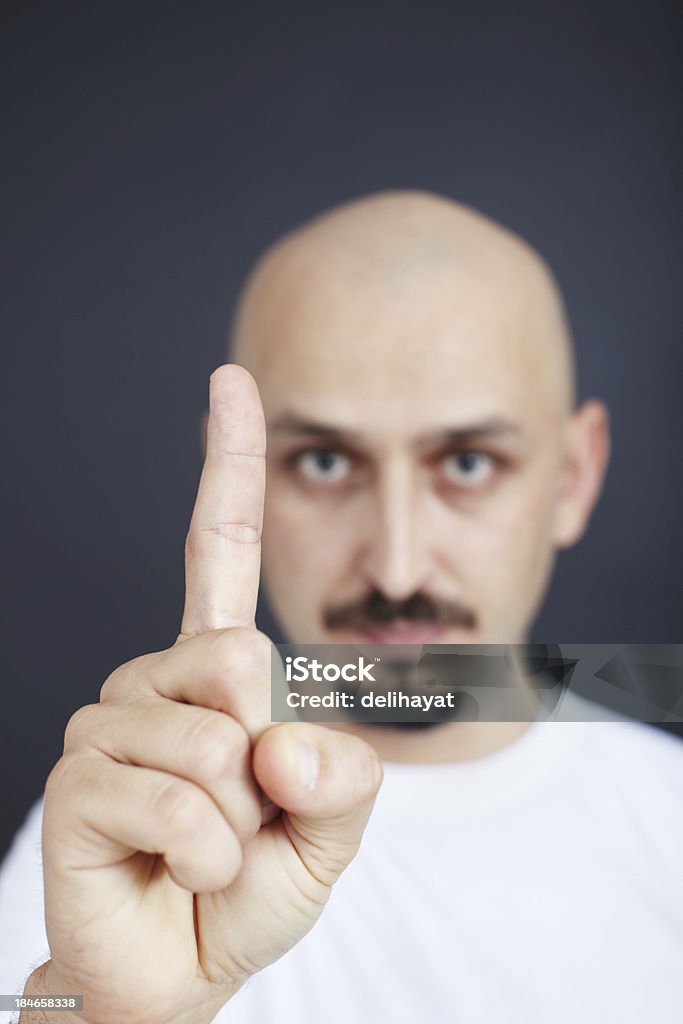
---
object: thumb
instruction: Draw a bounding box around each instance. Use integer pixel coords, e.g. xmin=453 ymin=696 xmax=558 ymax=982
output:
xmin=252 ymin=723 xmax=383 ymax=886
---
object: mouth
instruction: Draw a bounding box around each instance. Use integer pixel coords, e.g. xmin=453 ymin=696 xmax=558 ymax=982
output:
xmin=347 ymin=620 xmax=453 ymax=645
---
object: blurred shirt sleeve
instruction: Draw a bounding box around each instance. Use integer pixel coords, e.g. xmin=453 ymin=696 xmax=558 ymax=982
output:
xmin=0 ymin=798 xmax=49 ymax=1018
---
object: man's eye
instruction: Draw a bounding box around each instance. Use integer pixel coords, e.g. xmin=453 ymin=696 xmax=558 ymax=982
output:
xmin=440 ymin=451 xmax=494 ymax=487
xmin=296 ymin=450 xmax=352 ymax=483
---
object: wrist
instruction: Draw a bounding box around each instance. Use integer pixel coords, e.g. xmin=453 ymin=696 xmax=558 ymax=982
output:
xmin=19 ymin=961 xmax=86 ymax=1024
xmin=19 ymin=959 xmax=237 ymax=1024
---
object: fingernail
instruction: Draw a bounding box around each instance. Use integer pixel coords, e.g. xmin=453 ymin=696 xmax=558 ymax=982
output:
xmin=297 ymin=740 xmax=319 ymax=791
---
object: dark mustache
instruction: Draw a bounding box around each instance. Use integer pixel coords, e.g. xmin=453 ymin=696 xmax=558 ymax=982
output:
xmin=324 ymin=590 xmax=477 ymax=630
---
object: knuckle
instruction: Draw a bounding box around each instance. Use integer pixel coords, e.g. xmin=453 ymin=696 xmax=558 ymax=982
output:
xmin=98 ymin=671 xmax=118 ymax=703
xmin=152 ymin=779 xmax=207 ymax=841
xmin=186 ymin=715 xmax=250 ymax=783
xmin=247 ymin=628 xmax=274 ymax=668
xmin=204 ymin=628 xmax=272 ymax=704
xmin=99 ymin=653 xmax=156 ymax=703
xmin=45 ymin=752 xmax=91 ymax=803
xmin=216 ymin=627 xmax=272 ymax=677
xmin=63 ymin=704 xmax=100 ymax=752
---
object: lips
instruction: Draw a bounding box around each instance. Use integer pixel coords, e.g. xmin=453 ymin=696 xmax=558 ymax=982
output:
xmin=353 ymin=621 xmax=450 ymax=644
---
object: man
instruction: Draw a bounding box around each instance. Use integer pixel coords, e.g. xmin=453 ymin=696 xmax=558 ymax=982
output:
xmin=1 ymin=191 xmax=681 ymax=1024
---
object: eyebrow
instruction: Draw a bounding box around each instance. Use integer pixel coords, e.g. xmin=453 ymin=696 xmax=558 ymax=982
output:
xmin=268 ymin=413 xmax=526 ymax=446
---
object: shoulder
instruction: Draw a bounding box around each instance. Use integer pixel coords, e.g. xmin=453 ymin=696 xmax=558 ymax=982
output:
xmin=571 ymin=690 xmax=682 ymax=757
xmin=570 ymin=698 xmax=683 ymax=823
xmin=591 ymin=717 xmax=683 ymax=790
xmin=553 ymin=691 xmax=683 ymax=808
xmin=545 ymin=697 xmax=683 ymax=884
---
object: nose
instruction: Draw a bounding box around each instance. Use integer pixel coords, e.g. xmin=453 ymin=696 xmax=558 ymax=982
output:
xmin=358 ymin=457 xmax=434 ymax=601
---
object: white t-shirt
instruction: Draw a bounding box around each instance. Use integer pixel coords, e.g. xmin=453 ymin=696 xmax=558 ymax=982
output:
xmin=1 ymin=701 xmax=682 ymax=1024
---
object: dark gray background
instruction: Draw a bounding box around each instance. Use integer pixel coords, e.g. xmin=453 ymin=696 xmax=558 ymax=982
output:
xmin=1 ymin=0 xmax=681 ymax=861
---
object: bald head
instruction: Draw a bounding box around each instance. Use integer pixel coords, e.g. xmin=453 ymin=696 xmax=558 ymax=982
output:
xmin=231 ymin=190 xmax=575 ymax=413
xmin=230 ymin=191 xmax=608 ymax=648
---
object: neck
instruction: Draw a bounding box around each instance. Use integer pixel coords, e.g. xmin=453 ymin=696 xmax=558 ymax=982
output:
xmin=328 ymin=652 xmax=541 ymax=763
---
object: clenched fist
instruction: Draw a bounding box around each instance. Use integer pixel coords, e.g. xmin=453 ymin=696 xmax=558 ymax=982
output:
xmin=25 ymin=366 xmax=382 ymax=1024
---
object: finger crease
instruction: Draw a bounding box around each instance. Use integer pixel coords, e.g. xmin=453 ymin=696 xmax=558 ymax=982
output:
xmin=200 ymin=523 xmax=262 ymax=543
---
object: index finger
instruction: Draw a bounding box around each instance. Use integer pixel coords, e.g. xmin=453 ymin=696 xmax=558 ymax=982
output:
xmin=180 ymin=364 xmax=266 ymax=638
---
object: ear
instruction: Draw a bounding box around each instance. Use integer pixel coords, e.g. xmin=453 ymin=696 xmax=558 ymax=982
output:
xmin=200 ymin=408 xmax=209 ymax=457
xmin=552 ymin=399 xmax=611 ymax=549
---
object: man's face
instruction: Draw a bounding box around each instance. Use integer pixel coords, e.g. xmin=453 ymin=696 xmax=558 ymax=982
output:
xmin=234 ymin=198 xmax=607 ymax=647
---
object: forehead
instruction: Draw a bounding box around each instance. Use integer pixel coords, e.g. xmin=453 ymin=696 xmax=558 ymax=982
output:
xmin=236 ymin=244 xmax=568 ymax=440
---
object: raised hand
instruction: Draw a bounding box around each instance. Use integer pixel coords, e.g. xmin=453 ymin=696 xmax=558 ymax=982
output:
xmin=30 ymin=365 xmax=382 ymax=1024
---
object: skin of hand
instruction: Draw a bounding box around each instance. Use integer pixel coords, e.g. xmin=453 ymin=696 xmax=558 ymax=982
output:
xmin=22 ymin=365 xmax=383 ymax=1024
